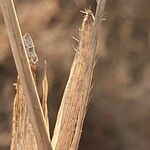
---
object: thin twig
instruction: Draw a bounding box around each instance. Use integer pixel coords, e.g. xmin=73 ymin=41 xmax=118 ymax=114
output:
xmin=52 ymin=1 xmax=107 ymax=150
xmin=0 ymin=0 xmax=52 ymax=149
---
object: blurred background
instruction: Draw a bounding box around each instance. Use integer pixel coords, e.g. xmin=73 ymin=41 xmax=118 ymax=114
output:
xmin=0 ymin=0 xmax=150 ymax=149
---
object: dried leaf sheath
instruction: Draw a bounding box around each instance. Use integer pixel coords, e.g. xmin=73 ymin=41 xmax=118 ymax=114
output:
xmin=11 ymin=71 xmax=37 ymax=150
xmin=52 ymin=0 xmax=106 ymax=148
xmin=11 ymin=64 xmax=51 ymax=150
xmin=52 ymin=10 xmax=96 ymax=150
xmin=11 ymin=78 xmax=27 ymax=150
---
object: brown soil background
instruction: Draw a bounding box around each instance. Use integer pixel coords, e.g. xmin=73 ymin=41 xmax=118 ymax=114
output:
xmin=0 ymin=0 xmax=150 ymax=150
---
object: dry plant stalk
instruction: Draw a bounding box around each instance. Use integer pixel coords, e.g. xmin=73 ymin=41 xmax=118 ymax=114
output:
xmin=0 ymin=0 xmax=52 ymax=149
xmin=52 ymin=1 xmax=106 ymax=150
xmin=11 ymin=76 xmax=37 ymax=150
xmin=11 ymin=61 xmax=50 ymax=150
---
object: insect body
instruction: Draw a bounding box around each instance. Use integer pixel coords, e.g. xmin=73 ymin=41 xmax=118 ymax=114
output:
xmin=23 ymin=33 xmax=38 ymax=64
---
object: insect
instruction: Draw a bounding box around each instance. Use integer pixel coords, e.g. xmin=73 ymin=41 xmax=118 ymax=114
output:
xmin=23 ymin=33 xmax=38 ymax=64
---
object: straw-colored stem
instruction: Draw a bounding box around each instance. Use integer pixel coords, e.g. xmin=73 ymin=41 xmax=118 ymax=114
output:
xmin=0 ymin=0 xmax=52 ymax=149
xmin=52 ymin=1 xmax=107 ymax=150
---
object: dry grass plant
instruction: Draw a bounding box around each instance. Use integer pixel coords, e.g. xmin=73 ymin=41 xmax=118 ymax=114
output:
xmin=0 ymin=0 xmax=106 ymax=149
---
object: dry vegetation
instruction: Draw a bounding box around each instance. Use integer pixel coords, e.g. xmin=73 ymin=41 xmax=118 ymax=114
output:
xmin=0 ymin=0 xmax=106 ymax=149
xmin=0 ymin=0 xmax=150 ymax=150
